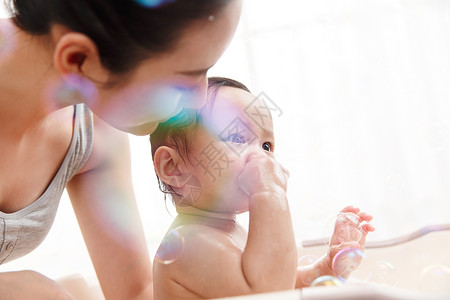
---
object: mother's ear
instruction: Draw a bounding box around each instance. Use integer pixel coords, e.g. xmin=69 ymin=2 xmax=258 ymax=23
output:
xmin=52 ymin=26 xmax=109 ymax=83
xmin=153 ymin=146 xmax=191 ymax=188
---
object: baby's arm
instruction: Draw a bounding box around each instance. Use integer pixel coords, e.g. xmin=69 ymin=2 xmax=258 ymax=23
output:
xmin=239 ymin=154 xmax=297 ymax=291
xmin=295 ymin=206 xmax=375 ymax=287
xmin=155 ymin=154 xmax=297 ymax=299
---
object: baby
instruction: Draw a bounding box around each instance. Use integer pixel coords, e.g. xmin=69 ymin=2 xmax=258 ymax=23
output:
xmin=150 ymin=77 xmax=374 ymax=299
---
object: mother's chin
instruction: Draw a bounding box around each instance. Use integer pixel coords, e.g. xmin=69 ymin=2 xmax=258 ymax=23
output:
xmin=119 ymin=121 xmax=160 ymax=136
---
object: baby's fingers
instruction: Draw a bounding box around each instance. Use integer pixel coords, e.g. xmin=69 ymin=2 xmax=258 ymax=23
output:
xmin=340 ymin=206 xmax=360 ymax=215
xmin=357 ymin=211 xmax=373 ymax=222
xmin=360 ymin=223 xmax=375 ymax=232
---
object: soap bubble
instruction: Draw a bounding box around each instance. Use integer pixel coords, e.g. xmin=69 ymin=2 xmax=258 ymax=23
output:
xmin=323 ymin=212 xmax=362 ymax=246
xmin=335 ymin=213 xmax=362 ymax=243
xmin=332 ymin=248 xmax=364 ymax=281
xmin=419 ymin=264 xmax=450 ymax=293
xmin=311 ymin=275 xmax=343 ymax=287
xmin=155 ymin=228 xmax=185 ymax=265
xmin=297 ymin=255 xmax=321 ymax=285
xmin=45 ymin=74 xmax=98 ymax=109
xmin=297 ymin=255 xmax=319 ymax=267
xmin=322 ymin=214 xmax=338 ymax=246
xmin=368 ymin=260 xmax=398 ymax=286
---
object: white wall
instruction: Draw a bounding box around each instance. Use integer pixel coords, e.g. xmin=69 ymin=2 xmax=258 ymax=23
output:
xmin=1 ymin=0 xmax=450 ymax=284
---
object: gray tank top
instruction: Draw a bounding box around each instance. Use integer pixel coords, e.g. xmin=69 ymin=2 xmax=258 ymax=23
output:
xmin=0 ymin=104 xmax=93 ymax=264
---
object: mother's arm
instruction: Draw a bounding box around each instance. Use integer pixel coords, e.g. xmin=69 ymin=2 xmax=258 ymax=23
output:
xmin=0 ymin=270 xmax=74 ymax=300
xmin=66 ymin=117 xmax=152 ymax=300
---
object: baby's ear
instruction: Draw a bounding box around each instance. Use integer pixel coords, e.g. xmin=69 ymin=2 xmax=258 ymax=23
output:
xmin=153 ymin=146 xmax=190 ymax=188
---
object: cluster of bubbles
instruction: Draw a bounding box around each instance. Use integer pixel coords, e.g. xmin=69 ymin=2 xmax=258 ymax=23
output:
xmin=156 ymin=226 xmax=450 ymax=293
xmin=307 ymin=213 xmax=450 ymax=292
xmin=301 ymin=249 xmax=450 ymax=293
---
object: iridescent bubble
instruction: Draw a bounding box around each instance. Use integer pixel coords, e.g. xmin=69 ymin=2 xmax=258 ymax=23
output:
xmin=324 ymin=212 xmax=362 ymax=246
xmin=45 ymin=74 xmax=98 ymax=109
xmin=368 ymin=260 xmax=398 ymax=286
xmin=332 ymin=248 xmax=364 ymax=281
xmin=101 ymin=83 xmax=195 ymax=134
xmin=155 ymin=228 xmax=185 ymax=265
xmin=297 ymin=255 xmax=321 ymax=285
xmin=310 ymin=275 xmax=343 ymax=287
xmin=339 ymin=212 xmax=360 ymax=225
xmin=335 ymin=213 xmax=363 ymax=243
xmin=419 ymin=264 xmax=450 ymax=293
xmin=297 ymin=255 xmax=319 ymax=267
xmin=134 ymin=0 xmax=176 ymax=8
xmin=322 ymin=214 xmax=338 ymax=246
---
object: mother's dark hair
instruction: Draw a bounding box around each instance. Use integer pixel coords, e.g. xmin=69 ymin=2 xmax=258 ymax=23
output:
xmin=5 ymin=0 xmax=231 ymax=73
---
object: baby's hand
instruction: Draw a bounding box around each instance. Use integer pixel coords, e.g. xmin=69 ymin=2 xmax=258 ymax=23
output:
xmin=327 ymin=206 xmax=375 ymax=279
xmin=237 ymin=154 xmax=289 ymax=198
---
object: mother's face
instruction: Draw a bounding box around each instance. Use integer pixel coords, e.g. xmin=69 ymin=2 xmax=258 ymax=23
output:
xmin=92 ymin=0 xmax=243 ymax=135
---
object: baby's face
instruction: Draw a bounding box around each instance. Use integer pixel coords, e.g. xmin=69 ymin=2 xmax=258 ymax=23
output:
xmin=182 ymin=86 xmax=276 ymax=213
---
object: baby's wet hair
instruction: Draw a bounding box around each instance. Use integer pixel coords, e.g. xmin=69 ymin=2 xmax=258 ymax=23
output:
xmin=150 ymin=77 xmax=250 ymax=203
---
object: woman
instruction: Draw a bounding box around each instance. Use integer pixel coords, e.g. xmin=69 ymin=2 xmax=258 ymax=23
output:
xmin=0 ymin=0 xmax=242 ymax=299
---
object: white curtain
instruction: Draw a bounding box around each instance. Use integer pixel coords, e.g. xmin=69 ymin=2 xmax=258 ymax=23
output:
xmin=209 ymin=0 xmax=450 ymax=242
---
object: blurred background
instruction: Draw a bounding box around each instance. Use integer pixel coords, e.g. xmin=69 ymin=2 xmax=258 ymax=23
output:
xmin=1 ymin=0 xmax=450 ymax=283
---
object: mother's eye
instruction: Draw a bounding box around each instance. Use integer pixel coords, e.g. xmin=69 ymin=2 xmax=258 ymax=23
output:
xmin=262 ymin=142 xmax=272 ymax=152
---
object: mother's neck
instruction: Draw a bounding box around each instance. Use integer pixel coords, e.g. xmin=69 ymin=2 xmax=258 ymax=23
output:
xmin=0 ymin=18 xmax=63 ymax=138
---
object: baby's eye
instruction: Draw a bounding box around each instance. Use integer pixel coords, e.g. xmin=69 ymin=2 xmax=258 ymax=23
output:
xmin=262 ymin=142 xmax=272 ymax=152
xmin=227 ymin=134 xmax=246 ymax=144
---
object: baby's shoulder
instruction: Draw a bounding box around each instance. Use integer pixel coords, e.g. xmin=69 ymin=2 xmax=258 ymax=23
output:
xmin=154 ymin=221 xmax=247 ymax=298
xmin=160 ymin=220 xmax=243 ymax=260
